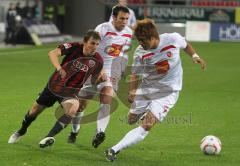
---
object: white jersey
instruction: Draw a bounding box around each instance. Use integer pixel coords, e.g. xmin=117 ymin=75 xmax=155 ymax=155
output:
xmin=109 ymin=7 xmax=136 ymax=27
xmin=95 ymin=22 xmax=132 ymax=72
xmin=132 ymin=33 xmax=187 ymax=96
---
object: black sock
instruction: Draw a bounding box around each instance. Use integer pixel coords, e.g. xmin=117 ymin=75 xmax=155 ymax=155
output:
xmin=18 ymin=112 xmax=36 ymax=135
xmin=46 ymin=114 xmax=72 ymax=137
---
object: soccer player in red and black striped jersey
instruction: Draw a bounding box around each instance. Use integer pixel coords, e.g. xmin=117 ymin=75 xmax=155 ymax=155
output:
xmin=8 ymin=30 xmax=104 ymax=147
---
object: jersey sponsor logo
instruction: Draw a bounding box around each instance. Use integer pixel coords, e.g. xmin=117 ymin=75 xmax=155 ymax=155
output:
xmin=106 ymin=44 xmax=123 ymax=57
xmin=88 ymin=60 xmax=96 ymax=68
xmin=63 ymin=43 xmax=72 ymax=49
xmin=155 ymin=60 xmax=170 ymax=74
xmin=72 ymin=59 xmax=89 ymax=72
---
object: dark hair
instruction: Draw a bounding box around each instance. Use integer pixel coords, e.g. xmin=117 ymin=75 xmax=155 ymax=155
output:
xmin=83 ymin=30 xmax=101 ymax=43
xmin=112 ymin=5 xmax=129 ymax=17
xmin=134 ymin=19 xmax=159 ymax=41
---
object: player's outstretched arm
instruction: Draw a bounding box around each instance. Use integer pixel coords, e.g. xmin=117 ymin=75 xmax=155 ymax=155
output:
xmin=184 ymin=42 xmax=207 ymax=70
xmin=48 ymin=48 xmax=66 ymax=78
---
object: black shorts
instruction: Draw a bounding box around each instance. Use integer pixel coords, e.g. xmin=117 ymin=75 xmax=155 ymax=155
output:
xmin=36 ymin=86 xmax=65 ymax=107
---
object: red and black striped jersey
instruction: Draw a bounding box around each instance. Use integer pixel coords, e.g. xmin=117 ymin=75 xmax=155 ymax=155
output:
xmin=48 ymin=42 xmax=103 ymax=98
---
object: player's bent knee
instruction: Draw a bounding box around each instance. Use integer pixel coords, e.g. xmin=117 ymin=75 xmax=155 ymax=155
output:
xmin=61 ymin=99 xmax=80 ymax=117
xmin=127 ymin=113 xmax=138 ymax=125
xmin=29 ymin=102 xmax=46 ymax=116
xmin=128 ymin=118 xmax=137 ymax=125
xmin=78 ymin=99 xmax=88 ymax=112
xmin=141 ymin=123 xmax=154 ymax=131
xmin=141 ymin=112 xmax=158 ymax=131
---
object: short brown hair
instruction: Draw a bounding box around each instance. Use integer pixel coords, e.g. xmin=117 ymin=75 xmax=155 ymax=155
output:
xmin=112 ymin=5 xmax=129 ymax=17
xmin=83 ymin=30 xmax=101 ymax=43
xmin=134 ymin=19 xmax=159 ymax=41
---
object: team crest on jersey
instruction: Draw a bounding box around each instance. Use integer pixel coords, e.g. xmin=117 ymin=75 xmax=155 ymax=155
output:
xmin=63 ymin=43 xmax=72 ymax=49
xmin=88 ymin=60 xmax=96 ymax=68
xmin=166 ymin=52 xmax=172 ymax=58
xmin=72 ymin=59 xmax=89 ymax=72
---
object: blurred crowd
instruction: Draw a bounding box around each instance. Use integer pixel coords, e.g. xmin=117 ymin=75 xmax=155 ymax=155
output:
xmin=4 ymin=0 xmax=66 ymax=45
xmin=4 ymin=0 xmax=41 ymax=45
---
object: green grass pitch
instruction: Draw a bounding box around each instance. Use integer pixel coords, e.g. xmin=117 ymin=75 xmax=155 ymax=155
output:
xmin=0 ymin=41 xmax=240 ymax=165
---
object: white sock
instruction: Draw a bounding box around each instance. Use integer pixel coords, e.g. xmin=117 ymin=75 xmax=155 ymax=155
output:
xmin=112 ymin=126 xmax=149 ymax=153
xmin=97 ymin=104 xmax=110 ymax=133
xmin=72 ymin=111 xmax=84 ymax=133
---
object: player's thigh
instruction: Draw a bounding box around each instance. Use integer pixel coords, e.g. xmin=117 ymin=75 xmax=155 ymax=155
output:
xmin=106 ymin=57 xmax=126 ymax=91
xmin=149 ymin=92 xmax=179 ymax=122
xmin=78 ymin=83 xmax=98 ymax=100
xmin=29 ymin=102 xmax=47 ymax=117
xmin=61 ymin=98 xmax=80 ymax=116
xmin=129 ymin=100 xmax=149 ymax=117
xmin=78 ymin=99 xmax=88 ymax=112
xmin=36 ymin=86 xmax=59 ymax=107
xmin=120 ymin=57 xmax=128 ymax=75
xmin=99 ymin=86 xmax=114 ymax=104
xmin=31 ymin=86 xmax=59 ymax=116
xmin=128 ymin=112 xmax=141 ymax=125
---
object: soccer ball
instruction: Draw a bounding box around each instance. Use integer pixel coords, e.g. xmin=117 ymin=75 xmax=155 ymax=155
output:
xmin=200 ymin=135 xmax=221 ymax=155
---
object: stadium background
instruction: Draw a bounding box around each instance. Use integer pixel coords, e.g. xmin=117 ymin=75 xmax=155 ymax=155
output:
xmin=0 ymin=0 xmax=240 ymax=165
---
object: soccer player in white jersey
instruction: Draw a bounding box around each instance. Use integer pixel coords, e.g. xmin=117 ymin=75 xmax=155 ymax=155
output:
xmin=109 ymin=0 xmax=137 ymax=28
xmin=105 ymin=18 xmax=206 ymax=161
xmin=68 ymin=5 xmax=133 ymax=148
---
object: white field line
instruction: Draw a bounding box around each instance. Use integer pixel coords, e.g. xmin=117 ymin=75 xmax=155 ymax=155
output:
xmin=0 ymin=48 xmax=51 ymax=56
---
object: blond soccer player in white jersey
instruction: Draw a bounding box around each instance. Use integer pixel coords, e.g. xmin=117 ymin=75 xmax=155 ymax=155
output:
xmin=67 ymin=6 xmax=133 ymax=148
xmin=105 ymin=19 xmax=206 ymax=162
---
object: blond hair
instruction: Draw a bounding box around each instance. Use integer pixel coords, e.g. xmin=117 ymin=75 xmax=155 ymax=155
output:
xmin=134 ymin=18 xmax=159 ymax=41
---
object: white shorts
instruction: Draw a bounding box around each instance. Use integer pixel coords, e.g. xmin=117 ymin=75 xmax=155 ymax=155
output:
xmin=96 ymin=57 xmax=127 ymax=92
xmin=78 ymin=84 xmax=98 ymax=99
xmin=78 ymin=57 xmax=127 ymax=98
xmin=130 ymin=91 xmax=179 ymax=122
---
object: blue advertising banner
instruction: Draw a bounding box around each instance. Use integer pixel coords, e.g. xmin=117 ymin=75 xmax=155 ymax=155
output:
xmin=211 ymin=23 xmax=240 ymax=41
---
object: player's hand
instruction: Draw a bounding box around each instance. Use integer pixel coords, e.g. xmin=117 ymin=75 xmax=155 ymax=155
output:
xmin=99 ymin=73 xmax=108 ymax=83
xmin=128 ymin=93 xmax=136 ymax=103
xmin=193 ymin=57 xmax=206 ymax=70
xmin=95 ymin=73 xmax=108 ymax=84
xmin=58 ymin=68 xmax=67 ymax=79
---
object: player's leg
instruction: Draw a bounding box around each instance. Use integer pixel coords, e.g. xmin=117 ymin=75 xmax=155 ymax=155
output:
xmin=39 ymin=98 xmax=79 ymax=148
xmin=8 ymin=102 xmax=46 ymax=144
xmin=68 ymin=99 xmax=88 ymax=143
xmin=128 ymin=112 xmax=147 ymax=125
xmin=92 ymin=85 xmax=113 ymax=148
xmin=93 ymin=58 xmax=124 ymax=148
xmin=8 ymin=87 xmax=56 ymax=144
xmin=105 ymin=92 xmax=180 ymax=161
xmin=105 ymin=111 xmax=158 ymax=162
xmin=68 ymin=83 xmax=97 ymax=143
xmin=127 ymin=98 xmax=149 ymax=125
